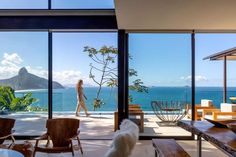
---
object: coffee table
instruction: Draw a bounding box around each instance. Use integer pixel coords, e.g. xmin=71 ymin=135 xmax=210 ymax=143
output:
xmin=178 ymin=120 xmax=236 ymax=157
xmin=0 ymin=149 xmax=24 ymax=157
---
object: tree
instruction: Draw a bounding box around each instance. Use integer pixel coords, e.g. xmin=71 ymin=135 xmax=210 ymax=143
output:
xmin=84 ymin=46 xmax=148 ymax=110
xmin=0 ymin=86 xmax=40 ymax=112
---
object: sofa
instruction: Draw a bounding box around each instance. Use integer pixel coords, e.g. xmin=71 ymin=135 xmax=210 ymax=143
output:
xmin=104 ymin=119 xmax=139 ymax=157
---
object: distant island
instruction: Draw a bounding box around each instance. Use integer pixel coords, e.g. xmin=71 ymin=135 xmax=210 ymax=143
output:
xmin=0 ymin=67 xmax=64 ymax=90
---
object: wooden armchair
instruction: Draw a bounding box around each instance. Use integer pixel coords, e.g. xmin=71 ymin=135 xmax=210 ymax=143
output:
xmin=202 ymin=103 xmax=236 ymax=120
xmin=0 ymin=117 xmax=15 ymax=148
xmin=33 ymin=118 xmax=83 ymax=157
xmin=194 ymin=104 xmax=216 ymax=120
xmin=194 ymin=100 xmax=216 ymax=120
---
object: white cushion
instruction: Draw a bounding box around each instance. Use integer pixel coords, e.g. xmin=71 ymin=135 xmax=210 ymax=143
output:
xmin=201 ymin=99 xmax=213 ymax=107
xmin=220 ymin=103 xmax=236 ymax=112
xmin=104 ymin=119 xmax=139 ymax=157
xmin=104 ymin=132 xmax=131 ymax=157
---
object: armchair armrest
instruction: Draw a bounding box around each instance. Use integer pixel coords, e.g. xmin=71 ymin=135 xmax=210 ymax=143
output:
xmin=0 ymin=130 xmax=16 ymax=148
xmin=67 ymin=130 xmax=80 ymax=141
xmin=35 ymin=133 xmax=48 ymax=140
xmin=0 ymin=133 xmax=13 ymax=140
xmin=195 ymin=106 xmax=215 ymax=110
xmin=202 ymin=109 xmax=220 ymax=120
xmin=213 ymin=111 xmax=236 ymax=120
xmin=35 ymin=133 xmax=49 ymax=147
xmin=194 ymin=105 xmax=216 ymax=120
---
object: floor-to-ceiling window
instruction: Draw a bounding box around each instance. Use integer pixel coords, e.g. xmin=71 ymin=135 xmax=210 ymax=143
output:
xmin=128 ymin=33 xmax=192 ymax=137
xmin=195 ymin=33 xmax=236 ymax=115
xmin=0 ymin=0 xmax=117 ymax=138
xmin=52 ymin=32 xmax=117 ymax=139
xmin=0 ymin=32 xmax=48 ymax=136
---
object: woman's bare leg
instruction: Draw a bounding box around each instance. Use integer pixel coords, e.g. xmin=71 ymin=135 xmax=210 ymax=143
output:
xmin=76 ymin=102 xmax=81 ymax=116
xmin=80 ymin=101 xmax=90 ymax=116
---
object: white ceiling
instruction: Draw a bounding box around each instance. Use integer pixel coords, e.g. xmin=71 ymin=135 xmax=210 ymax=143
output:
xmin=114 ymin=0 xmax=236 ymax=31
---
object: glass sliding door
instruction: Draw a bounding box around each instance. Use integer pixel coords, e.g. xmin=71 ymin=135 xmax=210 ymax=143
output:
xmin=128 ymin=33 xmax=192 ymax=137
xmin=0 ymin=32 xmax=48 ymax=136
xmin=195 ymin=33 xmax=236 ymax=120
xmin=52 ymin=32 xmax=117 ymax=139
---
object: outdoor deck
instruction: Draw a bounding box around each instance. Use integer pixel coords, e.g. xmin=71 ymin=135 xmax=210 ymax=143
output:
xmin=0 ymin=112 xmax=227 ymax=157
xmin=1 ymin=112 xmax=191 ymax=138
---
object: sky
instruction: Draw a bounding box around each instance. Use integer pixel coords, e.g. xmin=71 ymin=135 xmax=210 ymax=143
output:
xmin=129 ymin=33 xmax=236 ymax=87
xmin=53 ymin=33 xmax=117 ymax=86
xmin=0 ymin=0 xmax=114 ymax=9
xmin=195 ymin=34 xmax=236 ymax=87
xmin=0 ymin=32 xmax=48 ymax=80
xmin=0 ymin=32 xmax=236 ymax=87
xmin=129 ymin=33 xmax=191 ymax=87
xmin=0 ymin=32 xmax=117 ymax=87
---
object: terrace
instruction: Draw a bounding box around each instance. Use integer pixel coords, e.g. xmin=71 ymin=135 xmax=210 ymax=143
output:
xmin=0 ymin=113 xmax=227 ymax=157
xmin=0 ymin=0 xmax=236 ymax=157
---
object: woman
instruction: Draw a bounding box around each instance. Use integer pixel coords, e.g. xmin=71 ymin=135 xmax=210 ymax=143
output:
xmin=75 ymin=79 xmax=90 ymax=117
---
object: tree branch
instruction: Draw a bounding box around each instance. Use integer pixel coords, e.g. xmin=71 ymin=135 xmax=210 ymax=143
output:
xmin=89 ymin=68 xmax=100 ymax=85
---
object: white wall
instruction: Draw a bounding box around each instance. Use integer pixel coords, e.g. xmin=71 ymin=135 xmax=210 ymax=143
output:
xmin=115 ymin=0 xmax=236 ymax=31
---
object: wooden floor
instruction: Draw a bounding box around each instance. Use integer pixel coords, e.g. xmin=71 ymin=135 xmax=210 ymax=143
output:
xmin=14 ymin=140 xmax=226 ymax=157
xmin=1 ymin=113 xmax=190 ymax=138
xmin=1 ymin=113 xmax=228 ymax=156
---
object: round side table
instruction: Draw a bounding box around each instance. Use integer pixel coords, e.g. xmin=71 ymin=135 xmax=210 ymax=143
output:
xmin=0 ymin=149 xmax=24 ymax=157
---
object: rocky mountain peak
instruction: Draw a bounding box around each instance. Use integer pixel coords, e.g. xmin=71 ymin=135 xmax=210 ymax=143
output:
xmin=18 ymin=67 xmax=28 ymax=75
xmin=0 ymin=67 xmax=64 ymax=90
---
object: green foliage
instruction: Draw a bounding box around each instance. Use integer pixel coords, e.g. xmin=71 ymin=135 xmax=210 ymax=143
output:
xmin=0 ymin=86 xmax=42 ymax=112
xmin=93 ymin=98 xmax=105 ymax=109
xmin=84 ymin=46 xmax=148 ymax=110
xmin=26 ymin=106 xmax=47 ymax=112
xmin=129 ymin=79 xmax=149 ymax=93
xmin=84 ymin=46 xmax=118 ymax=110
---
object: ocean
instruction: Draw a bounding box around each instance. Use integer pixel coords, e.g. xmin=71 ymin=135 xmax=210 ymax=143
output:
xmin=15 ymin=87 xmax=236 ymax=111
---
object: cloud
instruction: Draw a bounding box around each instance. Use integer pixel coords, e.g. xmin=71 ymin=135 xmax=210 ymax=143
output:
xmin=0 ymin=53 xmax=23 ymax=79
xmin=1 ymin=53 xmax=23 ymax=67
xmin=180 ymin=75 xmax=207 ymax=82
xmin=53 ymin=70 xmax=82 ymax=85
xmin=26 ymin=66 xmax=48 ymax=79
xmin=28 ymin=68 xmax=93 ymax=86
xmin=0 ymin=53 xmax=94 ymax=86
xmin=27 ymin=67 xmax=93 ymax=86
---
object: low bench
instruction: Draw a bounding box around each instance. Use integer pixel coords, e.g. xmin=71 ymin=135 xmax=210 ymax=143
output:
xmin=152 ymin=139 xmax=190 ymax=157
xmin=114 ymin=110 xmax=144 ymax=132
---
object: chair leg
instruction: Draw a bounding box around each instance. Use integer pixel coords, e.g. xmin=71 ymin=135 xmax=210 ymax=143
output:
xmin=33 ymin=150 xmax=36 ymax=157
xmin=46 ymin=137 xmax=50 ymax=147
xmin=8 ymin=135 xmax=16 ymax=149
xmin=77 ymin=136 xmax=83 ymax=154
xmin=70 ymin=141 xmax=75 ymax=156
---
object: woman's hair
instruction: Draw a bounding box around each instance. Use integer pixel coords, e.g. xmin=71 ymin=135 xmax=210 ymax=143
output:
xmin=77 ymin=79 xmax=83 ymax=88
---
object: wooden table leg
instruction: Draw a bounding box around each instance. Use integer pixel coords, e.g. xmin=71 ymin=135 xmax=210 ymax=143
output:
xmin=140 ymin=113 xmax=144 ymax=133
xmin=197 ymin=135 xmax=202 ymax=157
xmin=114 ymin=111 xmax=118 ymax=131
